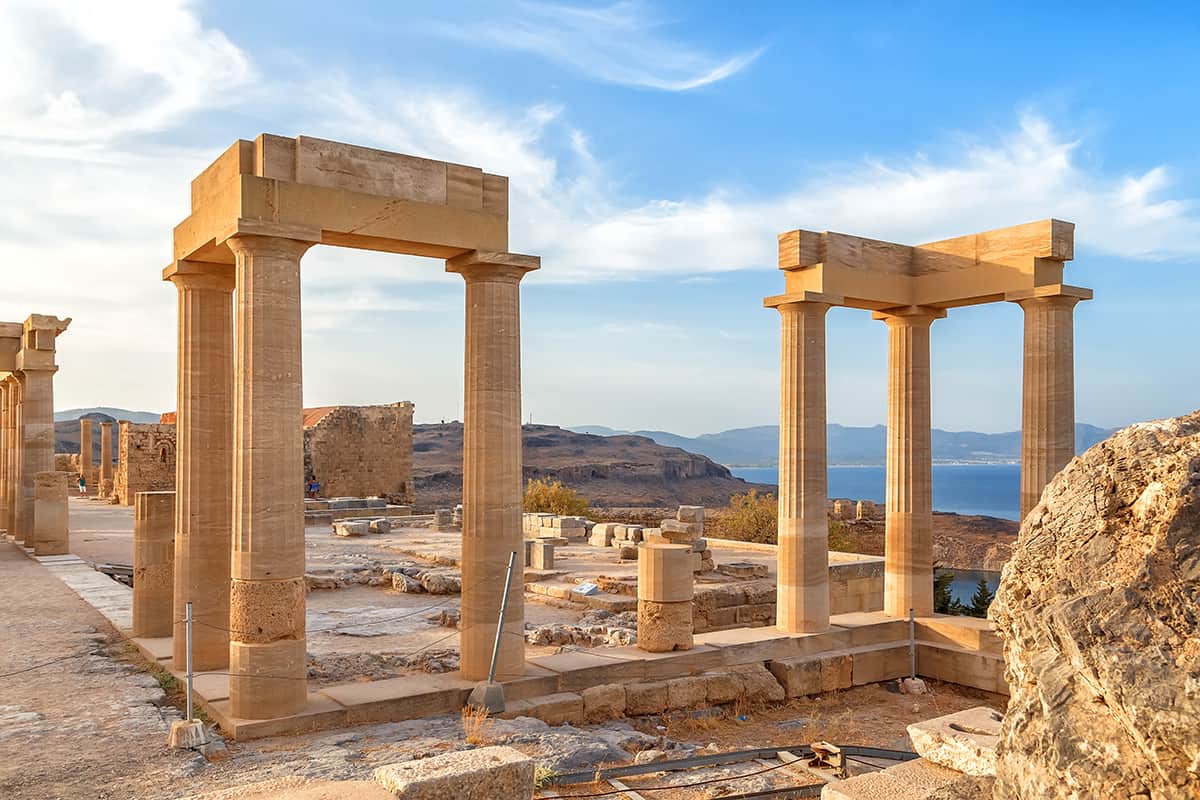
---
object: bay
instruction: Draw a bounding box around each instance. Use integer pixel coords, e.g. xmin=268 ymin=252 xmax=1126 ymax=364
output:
xmin=728 ymin=463 xmax=1021 ymax=521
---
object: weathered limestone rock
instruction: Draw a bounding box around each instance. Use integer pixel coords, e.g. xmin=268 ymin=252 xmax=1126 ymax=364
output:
xmin=373 ymin=745 xmax=533 ymax=800
xmin=369 ymin=518 xmax=391 ymax=534
xmin=907 ymin=707 xmax=1001 ymax=777
xmin=498 ymin=692 xmax=583 ymax=726
xmin=768 ymin=652 xmax=852 ymax=697
xmin=637 ymin=544 xmax=693 ymax=652
xmin=990 ymin=411 xmax=1200 ymax=799
xmin=333 ymin=520 xmax=368 ymax=537
xmin=625 ymin=681 xmax=668 ymax=716
xmin=665 ymin=676 xmax=707 ymax=710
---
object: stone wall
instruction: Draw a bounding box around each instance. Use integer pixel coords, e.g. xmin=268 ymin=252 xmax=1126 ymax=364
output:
xmin=304 ymin=402 xmax=414 ymax=502
xmin=113 ymin=422 xmax=176 ymax=505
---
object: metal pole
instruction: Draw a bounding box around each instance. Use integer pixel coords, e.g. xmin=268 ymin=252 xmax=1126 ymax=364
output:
xmin=487 ymin=551 xmax=518 ymax=685
xmin=908 ymin=607 xmax=916 ymax=680
xmin=185 ymin=601 xmax=194 ymax=722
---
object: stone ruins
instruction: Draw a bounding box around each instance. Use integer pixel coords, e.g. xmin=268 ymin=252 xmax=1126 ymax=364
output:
xmin=303 ymin=402 xmax=414 ymax=502
xmin=112 ymin=420 xmax=176 ymax=505
xmin=0 ymin=316 xmax=71 ymax=554
xmin=767 ymin=220 xmax=1088 ymax=629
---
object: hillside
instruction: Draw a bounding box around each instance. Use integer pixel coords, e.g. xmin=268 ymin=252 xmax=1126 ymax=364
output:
xmin=570 ymin=422 xmax=1117 ymax=466
xmin=55 ymin=407 xmax=162 ymax=424
xmin=413 ymin=423 xmax=771 ymax=508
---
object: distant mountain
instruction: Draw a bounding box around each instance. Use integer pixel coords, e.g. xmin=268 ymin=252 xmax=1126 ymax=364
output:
xmin=55 ymin=407 xmax=162 ymax=424
xmin=567 ymin=423 xmax=1117 ymax=467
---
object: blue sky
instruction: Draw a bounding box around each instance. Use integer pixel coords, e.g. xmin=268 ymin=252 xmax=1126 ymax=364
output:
xmin=1 ymin=1 xmax=1197 ymax=435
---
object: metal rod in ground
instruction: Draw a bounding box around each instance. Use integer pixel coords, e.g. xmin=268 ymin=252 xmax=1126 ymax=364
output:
xmin=185 ymin=601 xmax=194 ymax=722
xmin=908 ymin=607 xmax=916 ymax=680
xmin=468 ymin=550 xmax=517 ymax=712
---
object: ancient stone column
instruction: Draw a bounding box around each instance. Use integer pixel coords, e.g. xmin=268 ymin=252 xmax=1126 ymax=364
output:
xmin=1017 ymin=294 xmax=1081 ymax=520
xmin=0 ymin=382 xmax=9 ymax=534
xmin=18 ymin=369 xmax=55 ymax=545
xmin=446 ymin=251 xmax=539 ymax=682
xmin=167 ymin=262 xmax=235 ymax=671
xmin=637 ymin=544 xmax=694 ymax=652
xmin=33 ymin=471 xmax=68 ymax=556
xmin=99 ymin=421 xmax=114 ymax=498
xmin=134 ymin=491 xmax=176 ymax=638
xmin=79 ymin=418 xmax=94 ymax=494
xmin=4 ymin=377 xmax=19 ymax=538
xmin=874 ymin=307 xmax=945 ymax=618
xmin=774 ymin=300 xmax=830 ymax=634
xmin=227 ymin=235 xmax=312 ymax=720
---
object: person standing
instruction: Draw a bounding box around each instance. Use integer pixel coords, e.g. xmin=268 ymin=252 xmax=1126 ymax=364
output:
xmin=77 ymin=475 xmax=87 ymax=496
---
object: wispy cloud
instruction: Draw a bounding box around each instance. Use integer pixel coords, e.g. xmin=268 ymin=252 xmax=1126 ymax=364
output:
xmin=429 ymin=1 xmax=764 ymax=91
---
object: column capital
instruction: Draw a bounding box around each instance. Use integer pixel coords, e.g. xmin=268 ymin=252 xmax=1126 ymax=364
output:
xmin=163 ymin=259 xmax=236 ymax=292
xmin=1006 ymin=283 xmax=1092 ymax=308
xmin=224 ymin=233 xmax=316 ymax=261
xmin=763 ymin=290 xmax=843 ymax=311
xmin=871 ymin=305 xmax=948 ymax=324
xmin=446 ymin=250 xmax=539 ymax=282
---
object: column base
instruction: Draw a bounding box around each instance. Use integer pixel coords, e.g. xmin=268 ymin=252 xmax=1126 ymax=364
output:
xmin=229 ymin=639 xmax=307 ymax=719
xmin=637 ymin=599 xmax=694 ymax=652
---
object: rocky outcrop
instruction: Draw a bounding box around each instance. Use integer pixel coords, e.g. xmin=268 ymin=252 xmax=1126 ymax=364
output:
xmin=990 ymin=411 xmax=1200 ymax=799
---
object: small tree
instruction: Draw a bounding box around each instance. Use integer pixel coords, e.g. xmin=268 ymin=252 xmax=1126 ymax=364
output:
xmin=828 ymin=520 xmax=855 ymax=553
xmin=968 ymin=577 xmax=995 ymax=618
xmin=711 ymin=490 xmax=778 ymax=544
xmin=523 ymin=478 xmax=589 ymax=516
xmin=933 ymin=570 xmax=956 ymax=614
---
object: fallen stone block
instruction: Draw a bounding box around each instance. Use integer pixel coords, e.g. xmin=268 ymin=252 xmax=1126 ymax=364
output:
xmin=661 ymin=519 xmax=702 ymax=536
xmin=369 ymin=518 xmax=392 ymax=534
xmin=392 ymin=573 xmax=424 ymax=592
xmin=717 ymin=561 xmax=768 ymax=579
xmin=420 ymin=572 xmax=462 ymax=594
xmin=499 ymin=692 xmax=583 ymax=726
xmin=676 ymin=505 xmax=704 ymax=523
xmin=617 ymin=544 xmax=638 ymax=560
xmin=333 ymin=520 xmax=369 ymax=537
xmin=768 ymin=652 xmax=853 ymax=697
xmin=907 ymin=706 xmax=1003 ymax=777
xmin=666 ymin=676 xmax=707 ymax=710
xmin=373 ymin=745 xmax=533 ymax=800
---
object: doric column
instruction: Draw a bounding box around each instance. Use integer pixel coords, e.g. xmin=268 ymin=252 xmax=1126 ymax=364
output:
xmin=167 ymin=262 xmax=235 ymax=671
xmin=874 ymin=307 xmax=945 ymax=618
xmin=0 ymin=382 xmax=9 ymax=534
xmin=18 ymin=369 xmax=55 ymax=545
xmin=33 ymin=471 xmax=68 ymax=556
xmin=1015 ymin=291 xmax=1085 ymax=520
xmin=774 ymin=300 xmax=831 ymax=633
xmin=79 ymin=418 xmax=94 ymax=493
xmin=99 ymin=422 xmax=114 ymax=497
xmin=134 ymin=491 xmax=176 ymax=638
xmin=446 ymin=251 xmax=539 ymax=682
xmin=226 ymin=235 xmax=312 ymax=720
xmin=6 ymin=377 xmax=20 ymax=538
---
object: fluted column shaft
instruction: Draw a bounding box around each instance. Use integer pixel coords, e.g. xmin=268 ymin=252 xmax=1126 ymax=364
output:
xmin=1018 ymin=296 xmax=1079 ymax=520
xmin=775 ymin=301 xmax=830 ymax=633
xmin=18 ymin=369 xmax=55 ymax=545
xmin=79 ymin=419 xmax=94 ymax=492
xmin=99 ymin=422 xmax=114 ymax=494
xmin=169 ymin=265 xmax=235 ymax=670
xmin=449 ymin=254 xmax=536 ymax=681
xmin=878 ymin=308 xmax=942 ymax=618
xmin=0 ymin=382 xmax=9 ymax=533
xmin=6 ymin=377 xmax=20 ymax=538
xmin=227 ymin=235 xmax=311 ymax=720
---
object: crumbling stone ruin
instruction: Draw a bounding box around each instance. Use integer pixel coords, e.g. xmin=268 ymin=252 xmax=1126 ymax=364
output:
xmin=304 ymin=402 xmax=414 ymax=503
xmin=990 ymin=410 xmax=1200 ymax=798
xmin=112 ymin=421 xmax=176 ymax=505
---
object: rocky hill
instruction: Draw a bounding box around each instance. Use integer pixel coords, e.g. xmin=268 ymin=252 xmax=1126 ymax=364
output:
xmin=413 ymin=423 xmax=771 ymax=508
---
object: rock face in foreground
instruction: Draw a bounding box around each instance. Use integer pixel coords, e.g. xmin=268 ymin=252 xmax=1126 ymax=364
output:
xmin=990 ymin=411 xmax=1200 ymax=799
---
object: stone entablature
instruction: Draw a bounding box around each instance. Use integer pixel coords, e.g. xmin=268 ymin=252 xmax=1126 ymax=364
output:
xmin=303 ymin=402 xmax=414 ymax=503
xmin=113 ymin=422 xmax=177 ymax=505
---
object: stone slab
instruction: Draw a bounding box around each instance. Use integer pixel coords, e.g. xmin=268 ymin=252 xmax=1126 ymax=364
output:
xmin=373 ymin=745 xmax=532 ymax=800
xmin=906 ymin=706 xmax=1002 ymax=777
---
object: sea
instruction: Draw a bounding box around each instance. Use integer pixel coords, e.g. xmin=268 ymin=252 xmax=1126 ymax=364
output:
xmin=728 ymin=463 xmax=1016 ymax=604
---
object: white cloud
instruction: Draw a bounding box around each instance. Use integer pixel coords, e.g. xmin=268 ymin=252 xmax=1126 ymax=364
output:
xmin=429 ymin=1 xmax=764 ymax=91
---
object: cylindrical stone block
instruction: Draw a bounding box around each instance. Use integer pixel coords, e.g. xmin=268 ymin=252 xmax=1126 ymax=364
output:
xmin=133 ymin=491 xmax=175 ymax=638
xmin=33 ymin=471 xmax=68 ymax=556
xmin=637 ymin=544 xmax=693 ymax=652
xmin=20 ymin=371 xmax=55 ymax=545
xmin=227 ymin=234 xmax=311 ymax=720
xmin=99 ymin=421 xmax=114 ymax=489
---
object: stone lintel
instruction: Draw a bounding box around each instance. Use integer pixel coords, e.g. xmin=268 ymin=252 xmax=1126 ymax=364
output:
xmin=218 ymin=219 xmax=323 ymax=247
xmin=762 ymin=291 xmax=844 ymax=309
xmin=445 ymin=250 xmax=540 ymax=277
xmin=0 ymin=322 xmax=24 ymax=339
xmin=176 ymin=135 xmax=511 ymax=264
xmin=1004 ymin=283 xmax=1093 ymax=303
xmin=871 ymin=305 xmax=949 ymax=321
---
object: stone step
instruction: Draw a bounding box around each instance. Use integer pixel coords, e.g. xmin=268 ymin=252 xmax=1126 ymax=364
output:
xmin=914 ymin=616 xmax=1002 ymax=656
